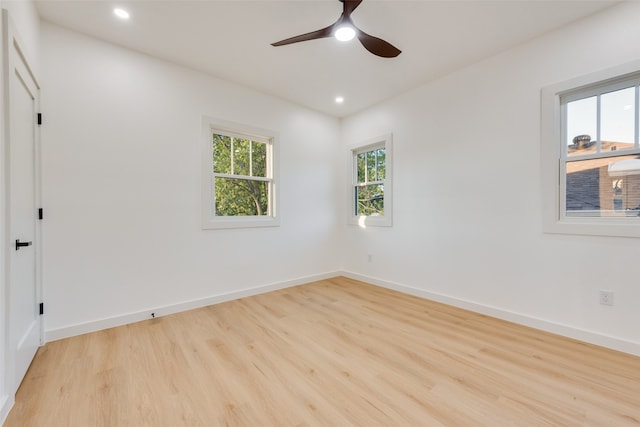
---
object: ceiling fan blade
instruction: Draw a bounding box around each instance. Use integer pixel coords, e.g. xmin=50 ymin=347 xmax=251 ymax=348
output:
xmin=343 ymin=0 xmax=363 ymax=17
xmin=271 ymin=24 xmax=335 ymax=47
xmin=355 ymin=28 xmax=401 ymax=58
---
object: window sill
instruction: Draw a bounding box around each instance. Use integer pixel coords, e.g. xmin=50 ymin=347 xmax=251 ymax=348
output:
xmin=349 ymin=215 xmax=392 ymax=228
xmin=543 ymin=217 xmax=640 ymax=238
xmin=202 ymin=216 xmax=280 ymax=230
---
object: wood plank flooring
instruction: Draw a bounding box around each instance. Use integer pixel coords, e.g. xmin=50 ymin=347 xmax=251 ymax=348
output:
xmin=5 ymin=276 xmax=640 ymax=426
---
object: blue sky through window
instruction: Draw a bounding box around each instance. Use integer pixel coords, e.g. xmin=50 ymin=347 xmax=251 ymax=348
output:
xmin=566 ymin=86 xmax=636 ymax=148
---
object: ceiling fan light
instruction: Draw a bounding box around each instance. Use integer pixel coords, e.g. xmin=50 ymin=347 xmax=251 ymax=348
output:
xmin=334 ymin=25 xmax=356 ymax=42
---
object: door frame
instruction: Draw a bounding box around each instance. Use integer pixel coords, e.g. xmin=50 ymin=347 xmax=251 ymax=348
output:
xmin=0 ymin=8 xmax=43 ymax=423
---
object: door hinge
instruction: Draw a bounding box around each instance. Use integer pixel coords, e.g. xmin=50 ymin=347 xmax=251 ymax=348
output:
xmin=37 ymin=113 xmax=42 ymax=125
xmin=39 ymin=302 xmax=44 ymax=315
xmin=38 ymin=208 xmax=44 ymax=220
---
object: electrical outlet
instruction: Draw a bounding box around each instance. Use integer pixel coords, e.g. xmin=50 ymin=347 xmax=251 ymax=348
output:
xmin=599 ymin=290 xmax=614 ymax=306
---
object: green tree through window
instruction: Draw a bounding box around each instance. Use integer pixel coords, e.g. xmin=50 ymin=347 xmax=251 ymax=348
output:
xmin=355 ymin=147 xmax=385 ymax=216
xmin=212 ymin=133 xmax=270 ymax=216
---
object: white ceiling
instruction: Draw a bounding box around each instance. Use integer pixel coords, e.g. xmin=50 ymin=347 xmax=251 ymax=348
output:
xmin=35 ymin=0 xmax=617 ymax=118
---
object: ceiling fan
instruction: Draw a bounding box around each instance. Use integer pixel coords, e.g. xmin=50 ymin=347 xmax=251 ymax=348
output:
xmin=271 ymin=0 xmax=401 ymax=58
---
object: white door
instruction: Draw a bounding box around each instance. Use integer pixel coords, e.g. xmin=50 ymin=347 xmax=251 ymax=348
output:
xmin=3 ymin=9 xmax=42 ymax=391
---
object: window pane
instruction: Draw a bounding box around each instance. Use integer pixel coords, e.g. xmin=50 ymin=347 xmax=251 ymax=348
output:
xmin=233 ymin=139 xmax=251 ymax=176
xmin=215 ymin=177 xmax=268 ymax=216
xmin=357 ymin=152 xmax=366 ymax=183
xmin=565 ymin=154 xmax=640 ymax=217
xmin=367 ymin=151 xmax=376 ymax=183
xmin=601 ymin=86 xmax=635 ymax=153
xmin=252 ymin=141 xmax=267 ymax=177
xmin=212 ymin=134 xmax=231 ymax=174
xmin=567 ymin=96 xmax=597 ymax=157
xmin=355 ymin=184 xmax=384 ymax=216
xmin=376 ymin=148 xmax=386 ymax=180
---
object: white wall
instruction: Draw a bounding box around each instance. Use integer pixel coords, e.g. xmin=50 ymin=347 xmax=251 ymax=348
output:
xmin=40 ymin=23 xmax=342 ymax=339
xmin=340 ymin=1 xmax=640 ymax=355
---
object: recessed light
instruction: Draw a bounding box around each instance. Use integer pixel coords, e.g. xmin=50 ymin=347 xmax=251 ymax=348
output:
xmin=114 ymin=8 xmax=130 ymax=20
xmin=335 ymin=96 xmax=344 ymax=104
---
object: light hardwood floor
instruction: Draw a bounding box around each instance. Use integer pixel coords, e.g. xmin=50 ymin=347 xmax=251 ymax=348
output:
xmin=5 ymin=277 xmax=640 ymax=426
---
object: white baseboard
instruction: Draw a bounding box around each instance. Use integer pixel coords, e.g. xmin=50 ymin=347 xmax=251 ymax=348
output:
xmin=45 ymin=271 xmax=339 ymax=342
xmin=340 ymin=271 xmax=640 ymax=357
xmin=45 ymin=270 xmax=640 ymax=357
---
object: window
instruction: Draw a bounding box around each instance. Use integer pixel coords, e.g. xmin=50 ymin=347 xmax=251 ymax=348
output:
xmin=202 ymin=117 xmax=278 ymax=229
xmin=349 ymin=134 xmax=393 ymax=227
xmin=541 ymin=61 xmax=640 ymax=237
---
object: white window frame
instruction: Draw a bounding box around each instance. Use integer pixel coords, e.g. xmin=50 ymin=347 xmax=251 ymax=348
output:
xmin=348 ymin=134 xmax=393 ymax=227
xmin=201 ymin=117 xmax=279 ymax=229
xmin=541 ymin=60 xmax=640 ymax=238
